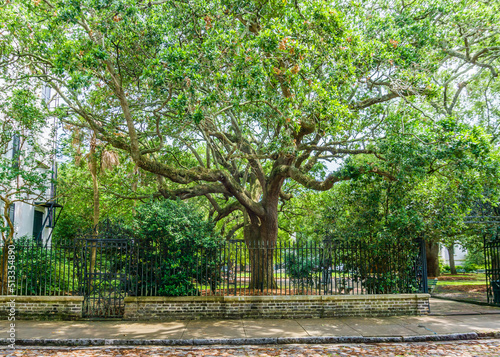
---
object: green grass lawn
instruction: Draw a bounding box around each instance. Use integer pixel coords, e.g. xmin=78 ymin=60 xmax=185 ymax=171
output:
xmin=439 ymin=281 xmax=486 ymax=286
xmin=440 ymin=273 xmax=486 ymax=279
xmin=438 ymin=273 xmax=486 ymax=286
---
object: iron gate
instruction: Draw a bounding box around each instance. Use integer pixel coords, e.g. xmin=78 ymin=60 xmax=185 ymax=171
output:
xmin=77 ymin=238 xmax=133 ymax=318
xmin=485 ymin=234 xmax=500 ymax=306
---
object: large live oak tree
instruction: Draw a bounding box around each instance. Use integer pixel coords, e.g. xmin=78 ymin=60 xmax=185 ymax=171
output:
xmin=2 ymin=0 xmax=499 ymax=287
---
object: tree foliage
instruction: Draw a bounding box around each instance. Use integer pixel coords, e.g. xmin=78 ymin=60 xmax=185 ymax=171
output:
xmin=2 ymin=0 xmax=500 ymax=284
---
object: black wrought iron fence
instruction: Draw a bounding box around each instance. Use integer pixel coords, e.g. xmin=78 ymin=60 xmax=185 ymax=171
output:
xmin=0 ymin=242 xmax=78 ymax=296
xmin=485 ymin=234 xmax=500 ymax=306
xmin=0 ymin=238 xmax=426 ymax=297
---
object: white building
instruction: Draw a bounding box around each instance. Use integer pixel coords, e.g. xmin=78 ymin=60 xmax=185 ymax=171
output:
xmin=6 ymin=165 xmax=61 ymax=246
xmin=440 ymin=244 xmax=467 ymax=268
xmin=1 ymin=87 xmax=61 ymax=246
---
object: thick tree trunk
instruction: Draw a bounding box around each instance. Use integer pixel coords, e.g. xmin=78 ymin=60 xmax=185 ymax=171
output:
xmin=447 ymin=245 xmax=457 ymax=275
xmin=240 ymin=159 xmax=292 ymax=291
xmin=426 ymin=241 xmax=440 ymax=277
xmin=244 ymin=205 xmax=279 ymax=291
xmin=248 ymin=244 xmax=276 ymax=291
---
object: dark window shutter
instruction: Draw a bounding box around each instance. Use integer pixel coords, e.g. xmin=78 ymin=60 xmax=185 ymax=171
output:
xmin=9 ymin=204 xmax=15 ymax=225
xmin=12 ymin=134 xmax=20 ymax=169
xmin=33 ymin=210 xmax=44 ymax=242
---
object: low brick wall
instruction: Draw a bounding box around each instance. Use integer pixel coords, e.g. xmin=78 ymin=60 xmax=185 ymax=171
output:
xmin=124 ymin=294 xmax=430 ymax=320
xmin=0 ymin=296 xmax=83 ymax=320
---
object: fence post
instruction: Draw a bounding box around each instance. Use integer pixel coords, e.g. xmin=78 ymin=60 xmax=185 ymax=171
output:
xmin=419 ymin=238 xmax=428 ymax=294
xmin=484 ymin=233 xmax=490 ymax=304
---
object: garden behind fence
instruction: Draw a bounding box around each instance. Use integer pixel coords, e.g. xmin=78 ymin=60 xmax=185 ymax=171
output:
xmin=0 ymin=238 xmax=428 ymax=298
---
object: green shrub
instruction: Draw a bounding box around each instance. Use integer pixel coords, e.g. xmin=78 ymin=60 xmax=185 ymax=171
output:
xmin=285 ymin=250 xmax=320 ymax=288
xmin=441 ymin=264 xmax=450 ymax=273
xmin=362 ymin=272 xmax=419 ymax=294
xmin=464 ymin=249 xmax=485 ymax=268
xmin=132 ymin=199 xmax=222 ymax=296
xmin=463 ymin=262 xmax=483 ymax=272
xmin=13 ymin=236 xmax=77 ymax=295
xmin=52 ymin=213 xmax=91 ymax=244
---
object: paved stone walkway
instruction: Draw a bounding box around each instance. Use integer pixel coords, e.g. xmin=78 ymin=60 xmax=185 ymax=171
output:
xmin=0 ymin=298 xmax=498 ymax=346
xmin=428 ymin=298 xmax=500 ymax=315
xmin=1 ymin=314 xmax=499 ymax=341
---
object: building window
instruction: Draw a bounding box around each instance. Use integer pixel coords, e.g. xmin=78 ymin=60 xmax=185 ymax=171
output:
xmin=42 ymin=86 xmax=51 ymax=107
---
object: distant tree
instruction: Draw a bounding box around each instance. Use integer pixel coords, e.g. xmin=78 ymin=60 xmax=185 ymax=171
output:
xmin=318 ymin=158 xmax=499 ymax=277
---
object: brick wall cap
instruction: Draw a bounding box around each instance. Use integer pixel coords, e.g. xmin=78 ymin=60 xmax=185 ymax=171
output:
xmin=223 ymin=295 xmax=322 ymax=302
xmin=0 ymin=296 xmax=83 ymax=303
xmin=124 ymin=296 xmax=224 ymax=303
xmin=124 ymin=294 xmax=428 ymax=304
xmin=321 ymin=293 xmax=429 ymax=301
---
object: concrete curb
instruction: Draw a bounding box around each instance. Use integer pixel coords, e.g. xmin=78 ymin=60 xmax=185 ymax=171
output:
xmin=0 ymin=333 xmax=484 ymax=347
